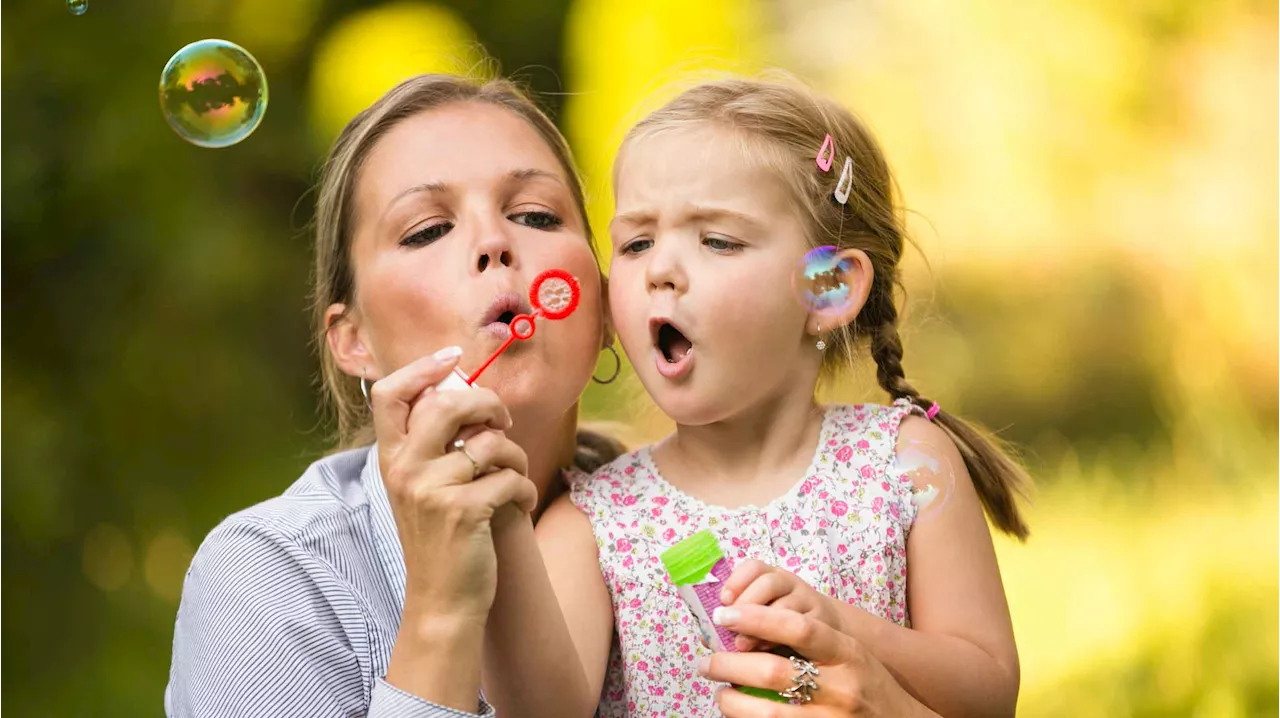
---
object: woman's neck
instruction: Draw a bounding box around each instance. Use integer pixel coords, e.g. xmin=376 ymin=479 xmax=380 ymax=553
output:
xmin=508 ymin=404 xmax=578 ymax=521
xmin=655 ymin=391 xmax=825 ymax=506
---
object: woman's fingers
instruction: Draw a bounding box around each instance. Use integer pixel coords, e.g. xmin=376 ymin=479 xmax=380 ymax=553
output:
xmin=370 ymin=347 xmax=465 ymax=449
xmin=448 ymin=430 xmax=530 ymax=478
xmin=700 ymin=652 xmax=799 ymax=695
xmin=715 ymin=686 xmax=810 ymax=718
xmin=721 ymin=559 xmax=773 ymax=605
xmin=401 ymin=387 xmax=513 ymax=467
xmin=714 ymin=604 xmax=854 ymax=667
xmin=454 ymin=467 xmax=539 ymax=516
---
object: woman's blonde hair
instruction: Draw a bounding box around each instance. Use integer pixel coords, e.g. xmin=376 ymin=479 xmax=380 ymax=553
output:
xmin=620 ymin=76 xmax=1031 ymax=538
xmin=312 ymin=73 xmax=623 ymax=471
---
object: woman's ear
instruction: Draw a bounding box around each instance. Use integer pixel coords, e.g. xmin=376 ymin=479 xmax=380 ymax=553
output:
xmin=805 ymin=248 xmax=874 ymax=335
xmin=325 ymin=303 xmax=378 ymax=380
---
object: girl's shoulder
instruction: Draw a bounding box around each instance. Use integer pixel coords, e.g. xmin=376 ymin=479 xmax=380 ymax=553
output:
xmin=565 ymin=446 xmax=655 ymax=510
xmin=824 ymin=398 xmax=925 ymax=441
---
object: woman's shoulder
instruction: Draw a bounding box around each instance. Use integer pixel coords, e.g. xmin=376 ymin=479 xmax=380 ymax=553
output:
xmin=187 ymin=446 xmax=385 ymax=603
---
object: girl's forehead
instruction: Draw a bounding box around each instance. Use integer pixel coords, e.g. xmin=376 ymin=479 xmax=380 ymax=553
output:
xmin=615 ymin=127 xmax=794 ymax=215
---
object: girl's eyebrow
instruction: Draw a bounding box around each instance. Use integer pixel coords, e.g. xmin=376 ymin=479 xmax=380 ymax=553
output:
xmin=611 ymin=206 xmax=767 ymax=234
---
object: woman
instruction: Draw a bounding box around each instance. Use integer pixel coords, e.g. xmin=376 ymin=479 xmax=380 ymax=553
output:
xmin=165 ymin=73 xmax=937 ymax=718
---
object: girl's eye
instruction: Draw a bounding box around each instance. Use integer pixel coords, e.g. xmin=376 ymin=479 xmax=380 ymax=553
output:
xmin=620 ymin=238 xmax=653 ymax=255
xmin=400 ymin=222 xmax=453 ymax=247
xmin=703 ymin=235 xmax=740 ymax=253
xmin=510 ymin=211 xmax=564 ymax=231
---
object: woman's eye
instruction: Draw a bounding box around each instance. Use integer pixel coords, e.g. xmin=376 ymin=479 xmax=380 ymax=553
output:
xmin=620 ymin=238 xmax=653 ymax=255
xmin=703 ymin=235 xmax=740 ymax=252
xmin=400 ymin=222 xmax=453 ymax=247
xmin=510 ymin=211 xmax=563 ymax=231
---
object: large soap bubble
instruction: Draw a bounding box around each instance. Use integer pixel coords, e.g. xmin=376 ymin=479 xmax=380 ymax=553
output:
xmin=159 ymin=39 xmax=268 ymax=148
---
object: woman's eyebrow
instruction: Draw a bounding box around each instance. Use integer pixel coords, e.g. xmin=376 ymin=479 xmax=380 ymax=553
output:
xmin=506 ymin=167 xmax=568 ymax=189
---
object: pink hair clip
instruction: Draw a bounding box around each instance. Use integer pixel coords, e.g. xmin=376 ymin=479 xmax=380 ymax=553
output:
xmin=925 ymin=402 xmax=941 ymax=420
xmin=815 ymin=134 xmax=835 ymax=172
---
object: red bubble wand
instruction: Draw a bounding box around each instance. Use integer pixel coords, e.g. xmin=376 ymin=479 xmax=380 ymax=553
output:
xmin=465 ymin=268 xmax=581 ymax=385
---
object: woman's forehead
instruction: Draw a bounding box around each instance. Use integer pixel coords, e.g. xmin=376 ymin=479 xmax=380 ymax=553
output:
xmin=360 ymin=101 xmax=567 ymax=205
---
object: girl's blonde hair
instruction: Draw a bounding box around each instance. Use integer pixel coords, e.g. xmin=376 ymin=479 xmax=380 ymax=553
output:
xmin=312 ymin=73 xmax=623 ymax=472
xmin=620 ymin=76 xmax=1031 ymax=538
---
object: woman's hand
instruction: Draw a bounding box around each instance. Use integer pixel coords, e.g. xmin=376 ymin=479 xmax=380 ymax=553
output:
xmin=699 ymin=604 xmax=939 ymax=718
xmin=720 ymin=560 xmax=847 ymax=651
xmin=373 ymin=348 xmax=536 ymax=711
xmin=372 ymin=348 xmax=535 ymax=622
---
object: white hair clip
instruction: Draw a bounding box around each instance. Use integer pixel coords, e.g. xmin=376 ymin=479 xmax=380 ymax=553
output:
xmin=833 ymin=157 xmax=853 ymax=205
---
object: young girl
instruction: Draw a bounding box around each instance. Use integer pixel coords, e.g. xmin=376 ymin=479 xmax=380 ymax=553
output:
xmin=485 ymin=76 xmax=1031 ymax=718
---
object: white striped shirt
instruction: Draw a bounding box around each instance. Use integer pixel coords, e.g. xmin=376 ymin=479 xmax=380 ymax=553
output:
xmin=165 ymin=445 xmax=496 ymax=717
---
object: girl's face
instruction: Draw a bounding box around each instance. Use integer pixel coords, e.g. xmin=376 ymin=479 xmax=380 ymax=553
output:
xmin=328 ymin=101 xmax=603 ymax=421
xmin=608 ymin=125 xmax=824 ymax=425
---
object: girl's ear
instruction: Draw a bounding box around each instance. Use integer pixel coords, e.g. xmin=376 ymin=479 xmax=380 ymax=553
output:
xmin=805 ymin=248 xmax=874 ymax=336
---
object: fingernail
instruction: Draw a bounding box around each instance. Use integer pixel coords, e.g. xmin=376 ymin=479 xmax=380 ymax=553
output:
xmin=720 ymin=588 xmax=733 ymax=604
xmin=712 ymin=606 xmax=738 ymax=626
xmin=433 ymin=346 xmax=463 ymax=362
xmin=696 ymin=656 xmax=710 ymax=675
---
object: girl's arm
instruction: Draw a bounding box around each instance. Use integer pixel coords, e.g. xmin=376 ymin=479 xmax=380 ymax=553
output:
xmin=482 ymin=495 xmax=614 ymax=718
xmin=835 ymin=415 xmax=1020 ymax=717
xmin=721 ymin=415 xmax=1019 ymax=717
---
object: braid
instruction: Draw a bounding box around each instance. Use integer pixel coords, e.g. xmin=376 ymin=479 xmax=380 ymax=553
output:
xmin=868 ymin=287 xmax=929 ymax=408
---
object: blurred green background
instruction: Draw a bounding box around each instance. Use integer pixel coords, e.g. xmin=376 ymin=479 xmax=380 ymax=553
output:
xmin=3 ymin=0 xmax=1276 ymax=715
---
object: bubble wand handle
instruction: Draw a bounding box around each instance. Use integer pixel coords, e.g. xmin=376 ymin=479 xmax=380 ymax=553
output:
xmin=465 ymin=310 xmax=542 ymax=385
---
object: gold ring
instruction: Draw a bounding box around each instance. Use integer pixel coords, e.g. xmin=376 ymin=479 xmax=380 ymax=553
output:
xmin=452 ymin=438 xmax=482 ymax=478
xmin=779 ymin=655 xmax=820 ymax=705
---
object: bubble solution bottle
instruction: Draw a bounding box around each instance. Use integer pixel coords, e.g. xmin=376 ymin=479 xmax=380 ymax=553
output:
xmin=660 ymin=530 xmax=787 ymax=703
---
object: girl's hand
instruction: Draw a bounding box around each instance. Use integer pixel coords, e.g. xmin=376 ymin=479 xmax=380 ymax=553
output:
xmin=721 ymin=560 xmax=846 ymax=651
xmin=371 ymin=348 xmax=536 ymax=625
xmin=699 ymin=604 xmax=938 ymax=718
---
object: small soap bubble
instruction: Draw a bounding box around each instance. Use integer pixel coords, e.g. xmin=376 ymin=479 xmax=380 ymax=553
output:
xmin=68 ymin=0 xmax=88 ymax=15
xmin=792 ymin=245 xmax=855 ymax=316
xmin=890 ymin=439 xmax=956 ymax=526
xmin=158 ymin=39 xmax=268 ymax=148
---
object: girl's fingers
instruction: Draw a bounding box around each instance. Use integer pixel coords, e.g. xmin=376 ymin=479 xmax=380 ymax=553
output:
xmin=716 ymin=686 xmax=811 ymax=717
xmin=732 ymin=570 xmax=795 ymax=610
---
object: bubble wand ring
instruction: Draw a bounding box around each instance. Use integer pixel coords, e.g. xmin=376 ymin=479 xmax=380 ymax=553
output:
xmin=466 ymin=269 xmax=581 ymax=385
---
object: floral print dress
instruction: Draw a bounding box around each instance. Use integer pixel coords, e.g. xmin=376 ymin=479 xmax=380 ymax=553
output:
xmin=568 ymin=400 xmax=925 ymax=717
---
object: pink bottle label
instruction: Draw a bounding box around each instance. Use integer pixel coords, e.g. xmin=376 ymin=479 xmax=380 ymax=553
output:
xmin=676 ymin=557 xmax=740 ymax=652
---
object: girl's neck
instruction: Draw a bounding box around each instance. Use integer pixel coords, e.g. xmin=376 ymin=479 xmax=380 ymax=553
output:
xmin=655 ymin=390 xmax=826 ymax=503
xmin=508 ymin=403 xmax=578 ymax=521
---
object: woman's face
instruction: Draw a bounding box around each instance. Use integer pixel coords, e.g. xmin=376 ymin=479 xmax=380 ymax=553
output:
xmin=329 ymin=101 xmax=603 ymax=420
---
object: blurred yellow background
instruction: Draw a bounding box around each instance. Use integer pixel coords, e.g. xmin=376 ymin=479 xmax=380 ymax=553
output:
xmin=4 ymin=0 xmax=1274 ymax=714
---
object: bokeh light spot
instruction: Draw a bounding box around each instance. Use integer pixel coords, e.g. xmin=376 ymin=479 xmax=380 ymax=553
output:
xmin=144 ymin=529 xmax=195 ymax=603
xmin=82 ymin=524 xmax=132 ymax=592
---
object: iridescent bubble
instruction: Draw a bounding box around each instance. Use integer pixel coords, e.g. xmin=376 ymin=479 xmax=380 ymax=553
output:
xmin=158 ymin=39 xmax=268 ymax=148
xmin=67 ymin=0 xmax=88 ymax=15
xmin=889 ymin=439 xmax=956 ymax=526
xmin=792 ymin=245 xmax=855 ymax=317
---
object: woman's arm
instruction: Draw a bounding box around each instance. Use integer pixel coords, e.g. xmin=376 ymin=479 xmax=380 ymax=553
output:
xmin=166 ymin=517 xmax=491 ymax=718
xmin=835 ymin=415 xmax=1020 ymax=717
xmin=482 ymin=494 xmax=615 ymax=718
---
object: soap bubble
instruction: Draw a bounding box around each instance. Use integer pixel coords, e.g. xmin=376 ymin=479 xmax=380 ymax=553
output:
xmin=792 ymin=245 xmax=854 ymax=316
xmin=68 ymin=0 xmax=87 ymax=15
xmin=889 ymin=439 xmax=956 ymax=526
xmin=158 ymin=39 xmax=268 ymax=148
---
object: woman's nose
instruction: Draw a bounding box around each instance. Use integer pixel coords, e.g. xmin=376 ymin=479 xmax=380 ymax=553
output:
xmin=474 ymin=231 xmax=516 ymax=273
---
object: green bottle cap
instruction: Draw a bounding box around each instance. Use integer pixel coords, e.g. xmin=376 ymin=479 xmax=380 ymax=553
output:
xmin=738 ymin=685 xmax=790 ymax=703
xmin=660 ymin=529 xmax=724 ymax=586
